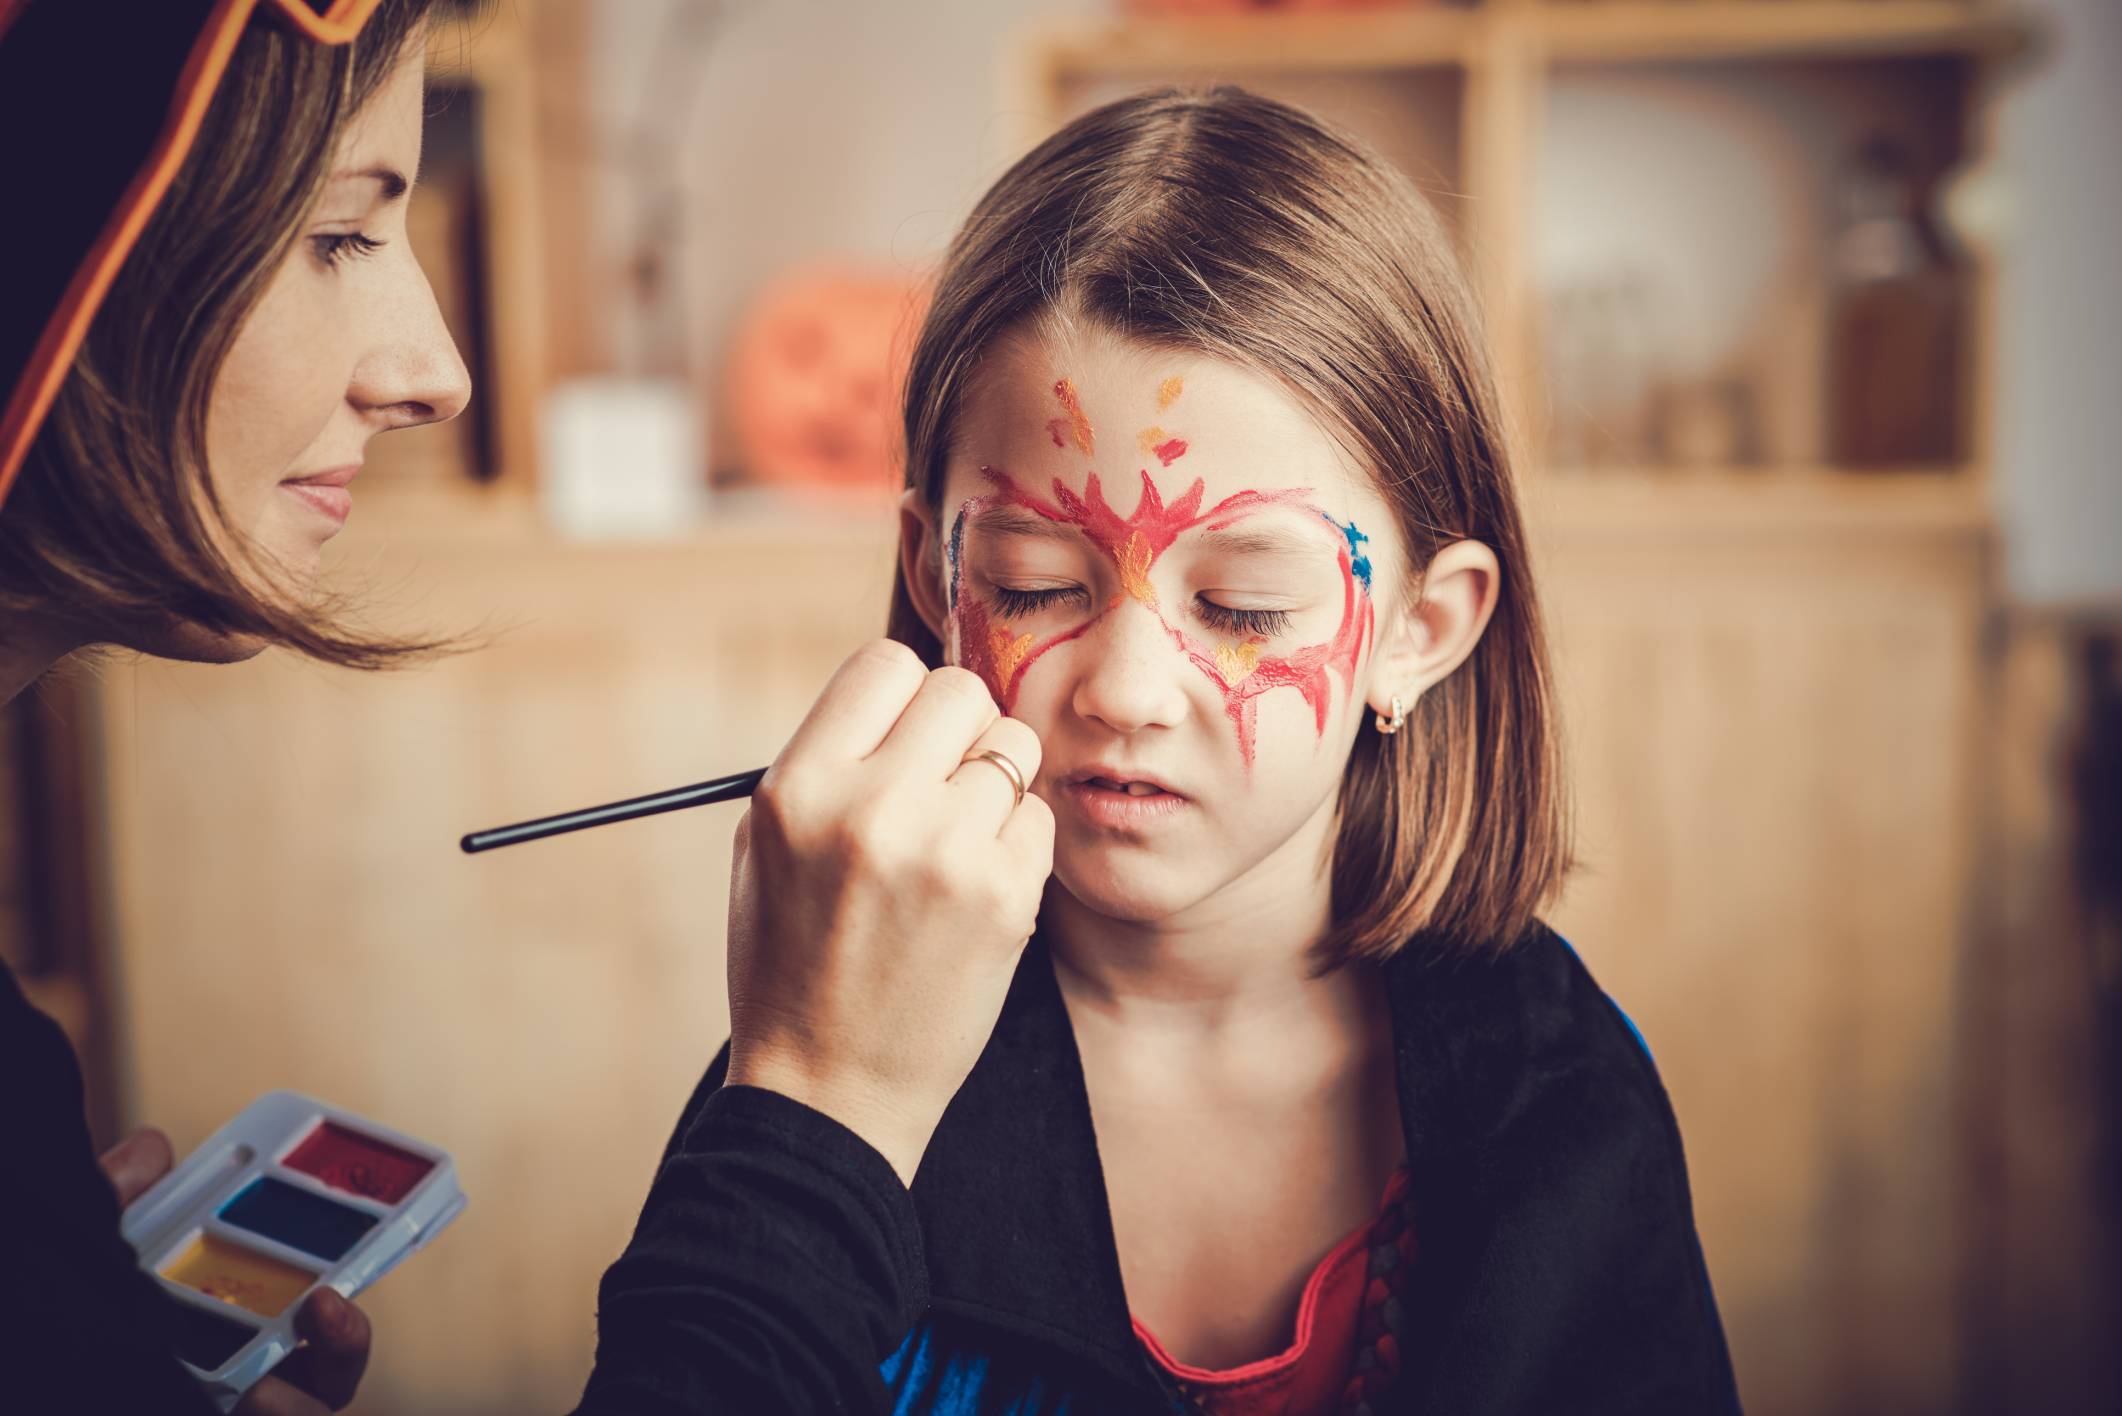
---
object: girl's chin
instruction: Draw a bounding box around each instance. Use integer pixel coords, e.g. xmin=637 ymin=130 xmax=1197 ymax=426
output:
xmin=1049 ymin=857 xmax=1211 ymax=927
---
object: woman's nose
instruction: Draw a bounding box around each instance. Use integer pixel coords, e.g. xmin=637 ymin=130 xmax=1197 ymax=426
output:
xmin=351 ymin=244 xmax=472 ymax=430
xmin=1071 ymin=600 xmax=1193 ymax=736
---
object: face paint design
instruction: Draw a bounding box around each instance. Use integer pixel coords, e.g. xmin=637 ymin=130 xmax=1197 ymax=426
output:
xmin=949 ymin=466 xmax=1376 ymax=766
xmin=1325 ymin=513 xmax=1373 ymax=595
xmin=1045 ymin=378 xmax=1096 ymax=456
xmin=1175 ymin=542 xmax=1370 ymax=764
xmin=947 ymin=372 xmax=1375 ymax=766
xmin=1136 ymin=428 xmax=1189 ymax=466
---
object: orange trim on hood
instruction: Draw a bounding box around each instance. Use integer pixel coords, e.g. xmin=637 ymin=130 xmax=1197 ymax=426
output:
xmin=0 ymin=0 xmax=384 ymax=508
xmin=0 ymin=0 xmax=33 ymax=46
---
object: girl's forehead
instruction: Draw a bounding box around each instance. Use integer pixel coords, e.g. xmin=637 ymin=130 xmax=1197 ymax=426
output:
xmin=949 ymin=332 xmax=1382 ymax=526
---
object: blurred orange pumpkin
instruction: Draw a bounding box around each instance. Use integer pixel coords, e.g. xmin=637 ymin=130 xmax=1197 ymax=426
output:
xmin=725 ymin=263 xmax=932 ymax=495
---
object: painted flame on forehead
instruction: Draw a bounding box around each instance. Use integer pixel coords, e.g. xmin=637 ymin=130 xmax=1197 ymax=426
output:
xmin=1046 ymin=379 xmax=1095 ymax=457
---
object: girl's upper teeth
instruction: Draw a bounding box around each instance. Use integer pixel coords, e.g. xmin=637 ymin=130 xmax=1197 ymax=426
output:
xmin=1124 ymin=781 xmax=1158 ymax=796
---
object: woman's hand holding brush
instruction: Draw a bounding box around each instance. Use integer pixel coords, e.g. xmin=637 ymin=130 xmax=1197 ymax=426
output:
xmin=723 ymin=641 xmax=1053 ymax=1186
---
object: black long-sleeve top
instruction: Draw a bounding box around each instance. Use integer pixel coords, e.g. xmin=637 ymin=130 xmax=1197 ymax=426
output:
xmin=578 ymin=923 xmax=1744 ymax=1416
xmin=1 ymin=965 xmax=223 ymax=1416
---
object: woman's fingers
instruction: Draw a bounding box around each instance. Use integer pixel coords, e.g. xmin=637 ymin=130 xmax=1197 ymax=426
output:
xmin=97 ymin=1128 xmax=174 ymax=1207
xmin=725 ymin=647 xmax=1054 ymax=1185
xmin=778 ymin=640 xmax=929 ymax=766
xmin=291 ymin=1289 xmax=371 ymax=1409
xmin=870 ymin=664 xmax=1000 ymax=781
xmin=949 ymin=715 xmax=1043 ymax=831
xmin=235 ymin=1290 xmax=371 ymax=1414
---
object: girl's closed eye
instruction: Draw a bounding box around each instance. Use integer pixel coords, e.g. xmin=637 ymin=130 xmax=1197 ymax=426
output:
xmin=990 ymin=583 xmax=1089 ymax=618
xmin=1193 ymin=597 xmax=1293 ymax=639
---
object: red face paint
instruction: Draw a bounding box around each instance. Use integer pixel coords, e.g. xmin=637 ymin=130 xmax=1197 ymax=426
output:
xmin=1134 ymin=428 xmax=1188 ymax=467
xmin=947 ymin=464 xmax=1370 ymax=767
xmin=1165 ymin=547 xmax=1372 ymax=765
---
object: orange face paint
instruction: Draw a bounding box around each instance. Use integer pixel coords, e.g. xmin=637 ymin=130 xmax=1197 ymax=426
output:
xmin=988 ymin=624 xmax=1035 ymax=685
xmin=1049 ymin=378 xmax=1095 ymax=456
xmin=1158 ymin=376 xmax=1184 ymax=412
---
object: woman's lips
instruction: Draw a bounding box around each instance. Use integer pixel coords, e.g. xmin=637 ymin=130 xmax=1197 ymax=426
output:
xmin=1061 ymin=772 xmax=1189 ymax=830
xmin=281 ymin=464 xmax=359 ymax=527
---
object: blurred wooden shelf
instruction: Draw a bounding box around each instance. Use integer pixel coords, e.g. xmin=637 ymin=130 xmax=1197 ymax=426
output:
xmin=1535 ymin=0 xmax=2029 ymax=63
xmin=1530 ymin=464 xmax=1994 ymax=537
xmin=1020 ymin=2 xmax=2027 ymax=87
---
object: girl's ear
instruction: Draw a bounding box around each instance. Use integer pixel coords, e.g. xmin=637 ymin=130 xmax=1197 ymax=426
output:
xmin=1366 ymin=539 xmax=1502 ymax=717
xmin=898 ymin=489 xmax=952 ymax=645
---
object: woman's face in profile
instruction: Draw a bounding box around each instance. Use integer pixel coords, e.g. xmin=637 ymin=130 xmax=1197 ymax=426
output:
xmin=203 ymin=33 xmax=469 ymax=604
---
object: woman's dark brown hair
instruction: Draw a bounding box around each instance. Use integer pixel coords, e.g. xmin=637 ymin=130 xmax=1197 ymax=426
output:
xmin=888 ymin=87 xmax=1570 ymax=963
xmin=0 ymin=0 xmax=457 ymax=668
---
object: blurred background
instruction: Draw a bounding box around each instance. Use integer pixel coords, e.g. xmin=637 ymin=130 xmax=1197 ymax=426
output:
xmin=4 ymin=0 xmax=2117 ymax=1411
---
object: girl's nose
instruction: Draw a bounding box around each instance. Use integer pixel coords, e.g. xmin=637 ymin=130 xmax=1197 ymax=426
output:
xmin=351 ymin=245 xmax=473 ymax=430
xmin=1071 ymin=600 xmax=1193 ymax=736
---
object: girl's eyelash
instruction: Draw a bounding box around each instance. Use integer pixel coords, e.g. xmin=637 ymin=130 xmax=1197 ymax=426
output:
xmin=1195 ymin=599 xmax=1292 ymax=638
xmin=990 ymin=585 xmax=1085 ymax=618
xmin=312 ymin=232 xmax=384 ymax=267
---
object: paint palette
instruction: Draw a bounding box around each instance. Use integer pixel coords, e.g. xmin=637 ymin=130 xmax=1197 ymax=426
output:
xmin=121 ymin=1091 xmax=465 ymax=1411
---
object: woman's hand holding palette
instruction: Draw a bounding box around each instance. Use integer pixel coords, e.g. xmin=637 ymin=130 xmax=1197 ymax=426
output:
xmin=121 ymin=1092 xmax=465 ymax=1411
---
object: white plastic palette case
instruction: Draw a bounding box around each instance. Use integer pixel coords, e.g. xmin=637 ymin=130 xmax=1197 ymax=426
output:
xmin=122 ymin=1090 xmax=466 ymax=1411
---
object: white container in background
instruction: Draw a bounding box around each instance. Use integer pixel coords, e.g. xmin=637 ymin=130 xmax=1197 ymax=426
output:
xmin=540 ymin=376 xmax=707 ymax=540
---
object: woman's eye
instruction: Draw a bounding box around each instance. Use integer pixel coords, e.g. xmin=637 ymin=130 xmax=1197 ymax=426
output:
xmin=1194 ymin=598 xmax=1292 ymax=639
xmin=989 ymin=585 xmax=1085 ymax=618
xmin=310 ymin=232 xmax=385 ymax=267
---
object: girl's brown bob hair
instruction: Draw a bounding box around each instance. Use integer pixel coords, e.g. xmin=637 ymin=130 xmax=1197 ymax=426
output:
xmin=887 ymin=87 xmax=1570 ymax=963
xmin=0 ymin=0 xmax=457 ymax=669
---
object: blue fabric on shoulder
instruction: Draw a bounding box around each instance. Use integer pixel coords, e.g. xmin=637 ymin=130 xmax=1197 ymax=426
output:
xmin=881 ymin=1320 xmax=1157 ymax=1416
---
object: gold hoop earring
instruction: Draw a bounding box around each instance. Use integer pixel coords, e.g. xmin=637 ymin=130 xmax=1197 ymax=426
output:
xmin=1374 ymin=695 xmax=1406 ymax=735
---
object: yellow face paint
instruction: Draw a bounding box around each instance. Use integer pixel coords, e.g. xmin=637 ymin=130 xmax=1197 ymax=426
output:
xmin=1158 ymin=376 xmax=1184 ymax=412
xmin=163 ymin=1235 xmax=316 ymax=1318
xmin=1213 ymin=640 xmax=1262 ymax=686
xmin=1137 ymin=426 xmax=1167 ymax=455
xmin=1116 ymin=531 xmax=1157 ymax=606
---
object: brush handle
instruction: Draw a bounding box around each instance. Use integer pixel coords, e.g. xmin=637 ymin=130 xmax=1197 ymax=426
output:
xmin=460 ymin=767 xmax=768 ymax=853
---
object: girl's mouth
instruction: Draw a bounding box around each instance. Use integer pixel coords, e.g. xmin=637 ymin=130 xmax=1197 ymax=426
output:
xmin=1063 ymin=771 xmax=1189 ymax=830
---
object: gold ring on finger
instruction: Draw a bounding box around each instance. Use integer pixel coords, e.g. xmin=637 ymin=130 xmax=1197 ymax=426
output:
xmin=961 ymin=748 xmax=1026 ymax=811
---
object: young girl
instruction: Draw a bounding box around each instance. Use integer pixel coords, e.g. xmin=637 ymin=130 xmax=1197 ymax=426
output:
xmin=873 ymin=88 xmax=1738 ymax=1416
xmin=597 ymin=87 xmax=1737 ymax=1416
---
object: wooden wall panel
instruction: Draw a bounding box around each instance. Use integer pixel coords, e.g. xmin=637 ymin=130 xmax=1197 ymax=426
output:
xmin=1538 ymin=507 xmax=1990 ymax=1416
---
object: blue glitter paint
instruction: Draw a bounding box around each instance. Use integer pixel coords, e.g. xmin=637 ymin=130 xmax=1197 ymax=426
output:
xmin=1321 ymin=513 xmax=1372 ymax=595
xmin=945 ymin=504 xmax=969 ymax=611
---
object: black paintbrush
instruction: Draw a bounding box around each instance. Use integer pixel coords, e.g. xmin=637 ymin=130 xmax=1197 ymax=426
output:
xmin=460 ymin=766 xmax=768 ymax=853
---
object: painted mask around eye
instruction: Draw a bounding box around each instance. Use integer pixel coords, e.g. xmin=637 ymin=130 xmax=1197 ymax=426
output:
xmin=945 ymin=367 xmax=1381 ymax=770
